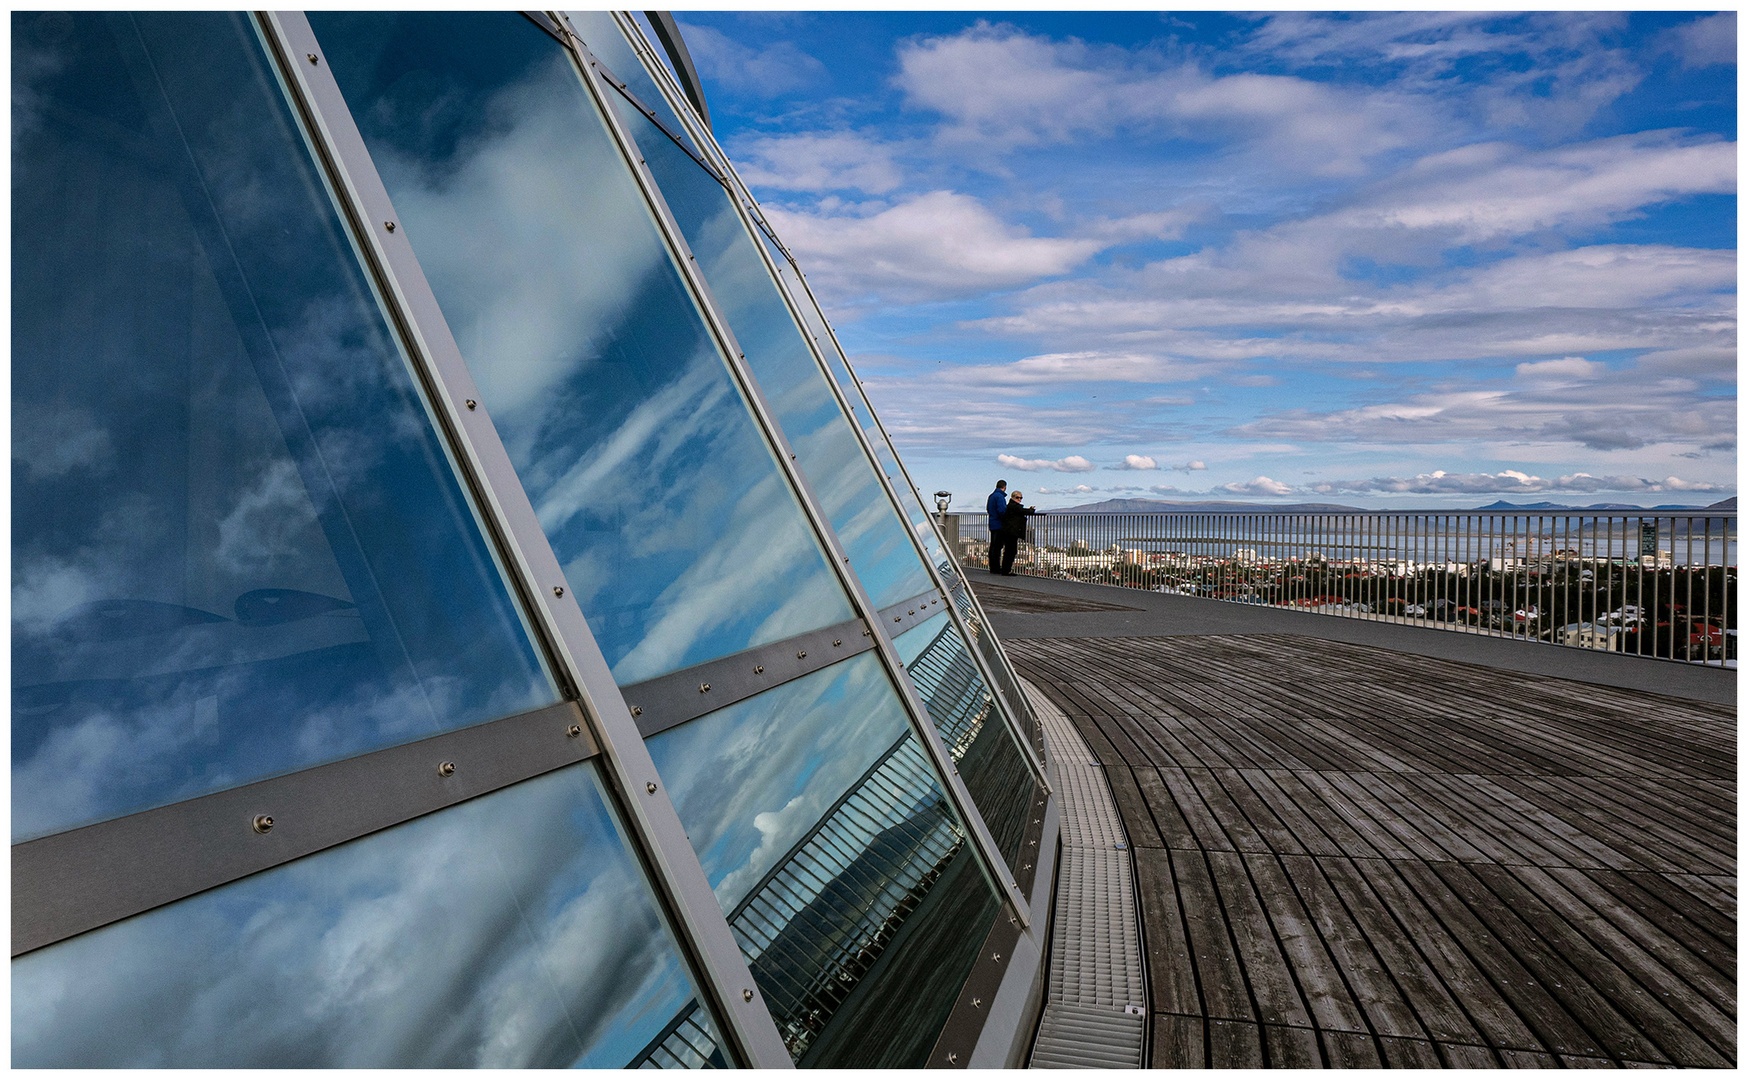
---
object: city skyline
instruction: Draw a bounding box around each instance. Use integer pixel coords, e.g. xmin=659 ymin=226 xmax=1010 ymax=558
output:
xmin=671 ymin=11 xmax=1737 ymax=511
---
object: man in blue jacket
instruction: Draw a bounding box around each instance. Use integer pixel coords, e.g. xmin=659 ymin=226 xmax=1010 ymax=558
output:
xmin=985 ymin=480 xmax=1008 ymax=571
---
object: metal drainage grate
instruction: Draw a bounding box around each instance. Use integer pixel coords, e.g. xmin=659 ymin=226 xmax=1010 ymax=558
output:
xmin=1025 ymin=681 xmax=1146 ymax=1069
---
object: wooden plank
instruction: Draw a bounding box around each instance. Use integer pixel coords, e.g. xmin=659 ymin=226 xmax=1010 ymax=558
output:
xmin=1105 ymin=765 xmax=1164 ymax=847
xmin=1606 ymin=871 xmax=1737 ymax=950
xmin=1235 ymin=769 xmax=1346 ymax=857
xmin=1185 ymin=769 xmax=1271 ymax=852
xmin=1150 ymin=1013 xmax=1205 ymax=1068
xmin=1132 ymin=847 xmax=1201 ymax=1018
xmin=1131 ymin=766 xmax=1200 ymax=849
xmin=1278 ymin=854 xmax=1428 ymax=1038
xmin=1550 ymin=868 xmax=1736 ymax=1009
xmin=1263 ymin=770 xmax=1384 ymax=859
xmin=1242 ymin=854 xmax=1367 ymax=1033
xmin=1440 ymin=1041 xmax=1502 ymax=1067
xmin=1345 ymin=770 xmax=1491 ymax=863
xmin=1207 ymin=768 xmax=1307 ymax=856
xmin=1500 ymin=1048 xmax=1561 ymax=1066
xmin=1350 ymin=857 xmax=1547 ymax=1052
xmin=1206 ymin=1018 xmax=1264 ymax=1068
xmin=1171 ymin=848 xmax=1254 ymax=1022
xmin=1391 ymin=860 xmax=1595 ymax=1056
xmin=1478 ymin=864 xmax=1732 ymax=1067
xmin=1378 ymin=1034 xmax=1444 ymax=1067
xmin=1427 ymin=861 xmax=1672 ymax=1064
xmin=1203 ymin=851 xmax=1311 ymax=1028
xmin=1158 ymin=767 xmax=1237 ymax=852
xmin=1320 ymin=1030 xmax=1383 ymax=1067
xmin=1262 ymin=1023 xmax=1320 ymax=1067
xmin=1317 ymin=855 xmax=1487 ymax=1045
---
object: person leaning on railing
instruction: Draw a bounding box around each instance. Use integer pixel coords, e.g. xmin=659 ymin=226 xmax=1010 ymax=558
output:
xmin=994 ymin=491 xmax=1044 ymax=576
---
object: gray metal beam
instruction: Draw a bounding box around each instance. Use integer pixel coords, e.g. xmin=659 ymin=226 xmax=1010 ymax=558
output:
xmin=13 ymin=700 xmax=593 ymax=956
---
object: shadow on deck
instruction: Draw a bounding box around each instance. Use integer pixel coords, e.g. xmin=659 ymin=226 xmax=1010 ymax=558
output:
xmin=975 ymin=574 xmax=1736 ymax=1069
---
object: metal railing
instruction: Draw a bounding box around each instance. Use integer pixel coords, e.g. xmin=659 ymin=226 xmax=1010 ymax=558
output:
xmin=951 ymin=509 xmax=1737 ymax=667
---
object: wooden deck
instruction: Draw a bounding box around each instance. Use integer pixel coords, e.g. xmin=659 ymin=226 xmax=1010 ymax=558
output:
xmin=1011 ymin=633 xmax=1736 ymax=1068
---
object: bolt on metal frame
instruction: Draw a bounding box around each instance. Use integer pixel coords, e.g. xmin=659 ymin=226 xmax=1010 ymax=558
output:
xmin=261 ymin=11 xmax=794 ymax=1066
xmin=548 ymin=12 xmax=1035 ymax=930
xmin=604 ymin=10 xmax=1048 ymax=781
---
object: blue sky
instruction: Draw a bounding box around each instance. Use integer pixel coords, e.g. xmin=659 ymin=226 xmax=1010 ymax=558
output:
xmin=670 ymin=11 xmax=1736 ymax=509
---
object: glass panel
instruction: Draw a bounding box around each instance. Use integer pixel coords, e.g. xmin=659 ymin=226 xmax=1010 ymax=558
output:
xmin=13 ymin=762 xmax=724 ymax=1068
xmin=896 ymin=613 xmax=1034 ymax=867
xmin=11 ymin=11 xmax=555 ymax=841
xmin=608 ymin=108 xmax=934 ymax=609
xmin=565 ymin=9 xmax=696 ymax=149
xmin=308 ymin=12 xmax=855 ymax=685
xmin=645 ymin=652 xmax=998 ymax=1065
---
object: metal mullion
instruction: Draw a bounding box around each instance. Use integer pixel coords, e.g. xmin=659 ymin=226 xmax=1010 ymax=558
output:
xmin=603 ymin=11 xmax=1047 ymax=788
xmin=551 ymin=12 xmax=1032 ymax=934
xmin=260 ymin=13 xmax=787 ymax=1067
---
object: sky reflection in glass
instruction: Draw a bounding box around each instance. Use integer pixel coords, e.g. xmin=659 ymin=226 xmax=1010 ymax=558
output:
xmin=12 ymin=763 xmax=714 ymax=1068
xmin=602 ymin=82 xmax=933 ymax=608
xmin=310 ymin=12 xmax=854 ymax=684
xmin=10 ymin=11 xmax=554 ymax=841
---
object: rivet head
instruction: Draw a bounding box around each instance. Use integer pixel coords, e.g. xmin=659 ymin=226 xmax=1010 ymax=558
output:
xmin=631 ymin=706 xmax=643 ymax=716
xmin=972 ymin=997 xmax=982 ymax=1008
xmin=306 ymin=53 xmax=318 ymax=64
xmin=699 ymin=682 xmax=711 ymax=693
xmin=947 ymin=1053 xmax=958 ymax=1064
xmin=252 ymin=814 xmax=274 ymax=834
xmin=992 ymin=952 xmax=1002 ymax=962
xmin=383 ymin=220 xmax=396 ymax=232
xmin=438 ymin=761 xmax=456 ymax=777
xmin=465 ymin=399 xmax=477 ymax=410
xmin=833 ymin=639 xmax=842 ymax=647
xmin=754 ymin=664 xmax=764 ymax=674
xmin=796 ymin=650 xmax=807 ymax=659
xmin=646 ymin=782 xmax=657 ymax=794
xmin=566 ymin=724 xmax=582 ymax=738
xmin=553 ymin=585 xmax=564 ymax=597
xmin=742 ymin=988 xmax=754 ymax=1002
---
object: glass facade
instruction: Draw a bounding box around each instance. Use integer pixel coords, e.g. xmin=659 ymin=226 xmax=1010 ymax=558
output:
xmin=12 ymin=9 xmax=1043 ymax=1070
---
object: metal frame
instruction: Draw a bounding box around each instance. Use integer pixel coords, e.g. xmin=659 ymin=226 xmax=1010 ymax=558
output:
xmin=260 ymin=13 xmax=792 ymax=1066
xmin=553 ymin=9 xmax=1033 ymax=930
xmin=603 ymin=10 xmax=1049 ymax=791
xmin=14 ymin=700 xmax=593 ymax=956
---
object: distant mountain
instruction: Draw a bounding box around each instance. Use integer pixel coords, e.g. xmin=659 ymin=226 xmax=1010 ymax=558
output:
xmin=1476 ymin=498 xmax=1736 ymax=511
xmin=1051 ymin=497 xmax=1366 ymax=513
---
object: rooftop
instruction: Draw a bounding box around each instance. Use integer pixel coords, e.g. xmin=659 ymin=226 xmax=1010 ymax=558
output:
xmin=975 ymin=572 xmax=1735 ymax=1068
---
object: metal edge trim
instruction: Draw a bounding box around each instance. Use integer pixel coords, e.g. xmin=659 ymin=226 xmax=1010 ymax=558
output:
xmin=13 ymin=700 xmax=593 ymax=956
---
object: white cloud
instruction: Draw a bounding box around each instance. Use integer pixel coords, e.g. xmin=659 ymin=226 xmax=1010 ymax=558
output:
xmin=1665 ymin=12 xmax=1736 ymax=69
xmin=764 ymin=191 xmax=1103 ymax=303
xmin=1108 ymin=454 xmax=1157 ymax=470
xmin=1173 ymin=460 xmax=1209 ymax=472
xmin=734 ymin=133 xmax=904 ymax=195
xmin=677 ymin=22 xmax=826 ymax=97
xmin=1308 ymin=470 xmax=1725 ymax=496
xmin=1222 ymin=476 xmax=1295 ymax=496
xmin=1513 ymin=357 xmax=1608 ymax=382
xmin=997 ymin=453 xmax=1095 ymax=473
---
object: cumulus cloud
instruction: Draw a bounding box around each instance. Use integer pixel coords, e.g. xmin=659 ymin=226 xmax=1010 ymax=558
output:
xmin=1308 ymin=470 xmax=1725 ymax=496
xmin=734 ymin=133 xmax=905 ymax=195
xmin=997 ymin=453 xmax=1095 ymax=473
xmin=1173 ymin=460 xmax=1209 ymax=472
xmin=677 ymin=22 xmax=826 ymax=97
xmin=1222 ymin=476 xmax=1295 ymax=496
xmin=764 ymin=191 xmax=1103 ymax=303
xmin=1107 ymin=454 xmax=1157 ymax=470
xmin=1664 ymin=12 xmax=1735 ymax=69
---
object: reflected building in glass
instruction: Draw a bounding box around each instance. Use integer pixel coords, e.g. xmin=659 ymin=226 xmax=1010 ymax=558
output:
xmin=12 ymin=10 xmax=1057 ymax=1069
